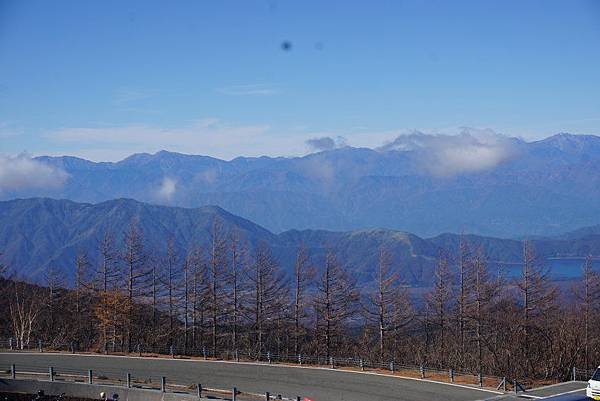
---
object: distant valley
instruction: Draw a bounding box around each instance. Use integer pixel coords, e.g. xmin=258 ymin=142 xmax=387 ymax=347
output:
xmin=1 ymin=197 xmax=599 ymax=286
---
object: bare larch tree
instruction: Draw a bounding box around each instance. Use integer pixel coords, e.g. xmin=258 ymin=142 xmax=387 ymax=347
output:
xmin=314 ymin=251 xmax=359 ymax=360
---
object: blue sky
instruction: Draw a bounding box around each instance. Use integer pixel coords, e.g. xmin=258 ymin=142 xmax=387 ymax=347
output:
xmin=1 ymin=0 xmax=599 ymax=160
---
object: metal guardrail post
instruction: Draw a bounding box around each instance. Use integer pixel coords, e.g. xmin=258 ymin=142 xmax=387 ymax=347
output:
xmin=390 ymin=361 xmax=395 ymax=373
xmin=478 ymin=372 xmax=483 ymax=387
xmin=449 ymin=368 xmax=454 ymax=383
xmin=49 ymin=367 xmax=55 ymax=382
xmin=38 ymin=340 xmax=43 ymax=352
xmin=161 ymin=376 xmax=166 ymax=392
xmin=573 ymin=367 xmax=576 ymax=381
xmin=9 ymin=338 xmax=13 ymax=350
xmin=513 ymin=379 xmax=518 ymax=394
xmin=197 ymin=383 xmax=202 ymax=398
xmin=267 ymin=351 xmax=271 ymax=364
xmin=126 ymin=372 xmax=131 ymax=388
xmin=11 ymin=364 xmax=15 ymax=379
xmin=232 ymin=387 xmax=237 ymax=401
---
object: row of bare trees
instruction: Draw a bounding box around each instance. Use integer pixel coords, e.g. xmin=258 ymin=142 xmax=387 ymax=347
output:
xmin=1 ymin=227 xmax=599 ymax=382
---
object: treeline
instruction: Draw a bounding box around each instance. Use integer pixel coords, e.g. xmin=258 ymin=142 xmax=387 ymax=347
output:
xmin=1 ymin=220 xmax=598 ymax=382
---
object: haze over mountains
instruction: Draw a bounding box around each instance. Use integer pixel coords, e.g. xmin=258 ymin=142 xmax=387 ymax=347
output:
xmin=1 ymin=197 xmax=599 ymax=286
xmin=3 ymin=132 xmax=600 ymax=238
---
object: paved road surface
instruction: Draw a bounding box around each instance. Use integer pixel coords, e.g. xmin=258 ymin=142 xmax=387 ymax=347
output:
xmin=0 ymin=352 xmax=502 ymax=401
xmin=540 ymin=391 xmax=587 ymax=401
xmin=525 ymin=381 xmax=587 ymax=400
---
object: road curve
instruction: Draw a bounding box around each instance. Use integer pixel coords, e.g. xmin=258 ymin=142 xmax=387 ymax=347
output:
xmin=1 ymin=352 xmax=501 ymax=401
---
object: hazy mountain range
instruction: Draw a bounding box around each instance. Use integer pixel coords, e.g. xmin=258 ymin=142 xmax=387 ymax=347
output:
xmin=2 ymin=132 xmax=600 ymax=238
xmin=1 ymin=198 xmax=599 ymax=286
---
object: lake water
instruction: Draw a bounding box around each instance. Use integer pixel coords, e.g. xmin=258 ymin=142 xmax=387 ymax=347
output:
xmin=493 ymin=258 xmax=594 ymax=280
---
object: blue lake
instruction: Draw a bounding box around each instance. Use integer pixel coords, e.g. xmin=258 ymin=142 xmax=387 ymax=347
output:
xmin=492 ymin=258 xmax=594 ymax=280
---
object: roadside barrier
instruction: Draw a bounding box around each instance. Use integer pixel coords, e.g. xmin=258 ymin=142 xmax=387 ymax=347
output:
xmin=3 ymin=337 xmax=579 ymax=394
xmin=1 ymin=363 xmax=303 ymax=401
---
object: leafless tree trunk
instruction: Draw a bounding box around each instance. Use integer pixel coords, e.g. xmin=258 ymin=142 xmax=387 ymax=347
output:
xmin=576 ymin=255 xmax=600 ymax=371
xmin=122 ymin=221 xmax=149 ymax=352
xmin=96 ymin=230 xmax=119 ymax=351
xmin=208 ymin=219 xmax=228 ymax=355
xmin=164 ymin=238 xmax=179 ymax=345
xmin=150 ymin=255 xmax=160 ymax=344
xmin=364 ymin=247 xmax=412 ymax=362
xmin=9 ymin=281 xmax=42 ymax=349
xmin=470 ymin=247 xmax=497 ymax=377
xmin=314 ymin=251 xmax=359 ymax=360
xmin=177 ymin=256 xmax=187 ymax=353
xmin=293 ymin=245 xmax=314 ymax=355
xmin=518 ymin=240 xmax=557 ymax=377
xmin=73 ymin=251 xmax=91 ymax=345
xmin=43 ymin=264 xmax=66 ymax=345
xmin=427 ymin=250 xmax=453 ymax=368
xmin=248 ymin=242 xmax=288 ymax=358
xmin=228 ymin=232 xmax=248 ymax=353
xmin=456 ymin=238 xmax=472 ymax=368
xmin=190 ymin=248 xmax=207 ymax=350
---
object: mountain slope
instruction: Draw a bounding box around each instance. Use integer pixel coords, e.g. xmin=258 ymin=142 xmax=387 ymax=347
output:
xmin=2 ymin=198 xmax=600 ymax=286
xmin=4 ymin=133 xmax=600 ymax=237
xmin=0 ymin=198 xmax=276 ymax=280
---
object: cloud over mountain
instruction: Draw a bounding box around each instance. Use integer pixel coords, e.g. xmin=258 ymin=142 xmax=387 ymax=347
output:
xmin=305 ymin=136 xmax=348 ymax=152
xmin=156 ymin=177 xmax=177 ymax=201
xmin=0 ymin=154 xmax=68 ymax=192
xmin=2 ymin=132 xmax=599 ymax=238
xmin=378 ymin=128 xmax=517 ymax=175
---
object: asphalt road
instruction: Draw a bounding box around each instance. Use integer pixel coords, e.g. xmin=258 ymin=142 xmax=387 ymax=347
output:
xmin=525 ymin=381 xmax=588 ymax=400
xmin=540 ymin=392 xmax=588 ymax=401
xmin=0 ymin=352 xmax=502 ymax=401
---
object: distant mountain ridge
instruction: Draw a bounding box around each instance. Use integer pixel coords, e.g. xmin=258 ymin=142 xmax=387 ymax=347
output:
xmin=1 ymin=198 xmax=600 ymax=286
xmin=4 ymin=132 xmax=600 ymax=237
xmin=554 ymin=224 xmax=600 ymax=240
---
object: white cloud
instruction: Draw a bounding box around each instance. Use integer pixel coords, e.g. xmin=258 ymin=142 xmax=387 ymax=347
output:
xmin=378 ymin=128 xmax=517 ymax=176
xmin=300 ymin=157 xmax=336 ymax=183
xmin=156 ymin=177 xmax=177 ymax=202
xmin=216 ymin=84 xmax=279 ymax=96
xmin=45 ymin=118 xmax=522 ymax=172
xmin=305 ymin=136 xmax=348 ymax=152
xmin=0 ymin=154 xmax=68 ymax=192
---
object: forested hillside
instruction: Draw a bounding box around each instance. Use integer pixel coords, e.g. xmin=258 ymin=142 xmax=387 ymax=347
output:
xmin=2 ymin=198 xmax=600 ymax=286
